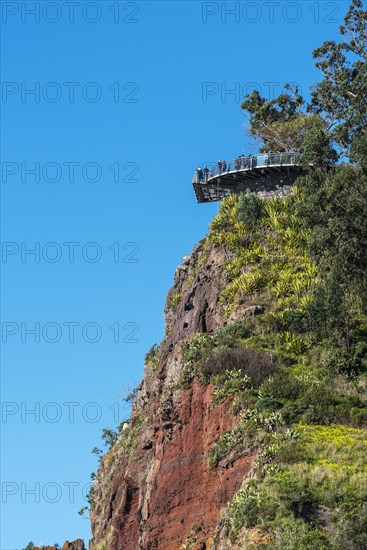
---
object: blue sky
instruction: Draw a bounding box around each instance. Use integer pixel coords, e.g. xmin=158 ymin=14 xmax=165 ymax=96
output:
xmin=1 ymin=1 xmax=350 ymax=547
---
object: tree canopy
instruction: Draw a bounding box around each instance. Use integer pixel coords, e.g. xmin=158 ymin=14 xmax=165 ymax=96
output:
xmin=242 ymin=0 xmax=367 ymax=158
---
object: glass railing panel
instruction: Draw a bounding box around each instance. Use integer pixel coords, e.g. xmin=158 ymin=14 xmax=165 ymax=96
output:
xmin=194 ymin=153 xmax=301 ymax=182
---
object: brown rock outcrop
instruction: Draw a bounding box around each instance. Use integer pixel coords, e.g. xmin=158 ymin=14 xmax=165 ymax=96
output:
xmin=61 ymin=541 xmax=86 ymax=550
xmin=89 ymin=242 xmax=257 ymax=549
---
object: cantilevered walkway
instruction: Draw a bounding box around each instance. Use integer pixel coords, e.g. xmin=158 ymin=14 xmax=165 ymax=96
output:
xmin=193 ymin=152 xmax=306 ymax=203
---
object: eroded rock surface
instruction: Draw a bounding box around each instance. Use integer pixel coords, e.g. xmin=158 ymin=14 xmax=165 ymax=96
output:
xmin=89 ymin=243 xmax=257 ymax=549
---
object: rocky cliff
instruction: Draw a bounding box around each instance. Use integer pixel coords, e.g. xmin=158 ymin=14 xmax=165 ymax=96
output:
xmin=86 ymin=189 xmax=367 ymax=550
xmin=89 ymin=240 xmax=259 ymax=550
xmin=42 ymin=185 xmax=367 ymax=550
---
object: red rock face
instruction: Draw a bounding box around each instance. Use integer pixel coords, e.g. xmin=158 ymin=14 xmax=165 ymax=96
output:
xmin=140 ymin=383 xmax=254 ymax=550
xmin=90 ymin=243 xmax=256 ymax=550
xmin=91 ymin=381 xmax=254 ymax=550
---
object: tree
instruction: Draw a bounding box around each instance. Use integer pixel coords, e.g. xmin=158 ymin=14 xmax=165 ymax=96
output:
xmin=309 ymin=0 xmax=367 ymax=153
xmin=101 ymin=427 xmax=118 ymax=449
xmin=299 ymin=126 xmax=338 ymax=167
xmin=297 ymin=159 xmax=367 ymax=348
xmin=237 ymin=192 xmax=262 ymax=227
xmin=241 ymin=84 xmax=324 ymax=152
xmin=241 ymin=0 xmax=367 ymax=158
xmin=350 ymin=128 xmax=367 ymax=171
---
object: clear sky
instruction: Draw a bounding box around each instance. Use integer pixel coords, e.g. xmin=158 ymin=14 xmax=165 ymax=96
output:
xmin=1 ymin=1 xmax=351 ymax=548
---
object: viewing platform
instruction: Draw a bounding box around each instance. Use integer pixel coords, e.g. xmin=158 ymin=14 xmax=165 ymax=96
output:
xmin=192 ymin=152 xmax=306 ymax=203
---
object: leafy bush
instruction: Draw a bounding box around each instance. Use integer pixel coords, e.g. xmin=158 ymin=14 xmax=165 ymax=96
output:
xmin=145 ymin=343 xmax=161 ymax=368
xmin=208 ymin=426 xmax=248 ymax=466
xmin=214 ymin=321 xmax=251 ymax=342
xmin=209 ymin=410 xmax=284 ymax=467
xmin=209 ymin=194 xmax=246 ymax=248
xmin=276 ymin=331 xmax=310 ymax=356
xmin=237 ymin=192 xmax=263 ymax=227
xmin=181 ymin=333 xmax=213 ymax=366
xmin=86 ymin=485 xmax=96 ymax=510
xmin=272 ymin=518 xmax=333 ymax=550
xmin=260 ymin=370 xmax=306 ymax=401
xmin=171 ymin=292 xmax=181 ymax=308
xmin=294 ymin=384 xmax=367 ymax=425
xmin=255 ymin=396 xmax=283 ymax=412
xmin=331 ymin=505 xmax=367 ymax=549
xmin=322 ymin=341 xmax=367 ymax=377
xmin=260 ymin=369 xmax=367 ymax=425
xmin=212 ymin=369 xmax=251 ymax=404
xmin=198 ymin=345 xmax=276 ymax=386
xmin=102 ymin=427 xmax=119 ymax=449
xmin=269 ymin=309 xmax=307 ymax=333
xmin=226 ymin=480 xmax=265 ymax=540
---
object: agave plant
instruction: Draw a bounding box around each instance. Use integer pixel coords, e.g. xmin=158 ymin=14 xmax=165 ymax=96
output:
xmin=299 ymin=293 xmax=313 ymax=310
xmin=237 ymin=270 xmax=268 ymax=296
xmin=278 ymin=331 xmax=309 ymax=354
xmin=272 ymin=270 xmax=294 ymax=298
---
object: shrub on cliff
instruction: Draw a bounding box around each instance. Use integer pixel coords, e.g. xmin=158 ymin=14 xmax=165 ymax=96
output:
xmin=331 ymin=505 xmax=367 ymax=549
xmin=197 ymin=345 xmax=275 ymax=387
xmin=237 ymin=192 xmax=262 ymax=228
xmin=214 ymin=321 xmax=251 ymax=342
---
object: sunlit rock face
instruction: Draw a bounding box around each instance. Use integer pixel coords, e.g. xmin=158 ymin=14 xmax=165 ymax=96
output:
xmin=89 ymin=242 xmax=257 ymax=550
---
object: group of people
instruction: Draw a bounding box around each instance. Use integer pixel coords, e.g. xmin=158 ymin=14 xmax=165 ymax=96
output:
xmin=195 ymin=154 xmax=259 ymax=182
xmin=218 ymin=155 xmax=258 ymax=173
xmin=195 ymin=152 xmax=299 ymax=183
xmin=234 ymin=154 xmax=257 ymax=170
xmin=218 ymin=155 xmax=257 ymax=174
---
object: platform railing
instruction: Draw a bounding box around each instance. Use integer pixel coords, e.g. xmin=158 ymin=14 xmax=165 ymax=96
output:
xmin=194 ymin=152 xmax=301 ymax=183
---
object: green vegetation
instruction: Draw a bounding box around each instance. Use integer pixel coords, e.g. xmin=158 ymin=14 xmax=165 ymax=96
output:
xmin=171 ymin=292 xmax=182 ymax=308
xmin=80 ymin=4 xmax=366 ymax=546
xmin=210 ymin=192 xmax=316 ymax=319
xmin=145 ymin=343 xmax=161 ymax=369
xmin=206 ymin=195 xmax=367 ymax=534
xmin=181 ymin=3 xmax=367 ymax=546
xmin=221 ymin=424 xmax=367 ymax=548
xmin=179 ymin=207 xmax=367 ymax=537
xmin=23 ymin=544 xmax=60 ymax=550
xmin=180 ymin=328 xmax=275 ymax=391
xmin=208 ymin=409 xmax=285 ymax=468
xmin=242 ymin=0 xmax=366 ymax=155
